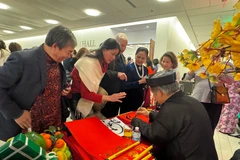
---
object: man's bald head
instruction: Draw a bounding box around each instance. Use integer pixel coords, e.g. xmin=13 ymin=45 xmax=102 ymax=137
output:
xmin=115 ymin=33 xmax=128 ymax=54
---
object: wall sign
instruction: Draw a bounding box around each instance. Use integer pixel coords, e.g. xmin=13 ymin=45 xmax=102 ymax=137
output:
xmin=80 ymin=40 xmax=96 ymax=48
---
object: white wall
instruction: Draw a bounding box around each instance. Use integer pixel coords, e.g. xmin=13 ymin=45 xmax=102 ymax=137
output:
xmin=154 ymin=17 xmax=194 ymax=78
xmin=4 ymin=17 xmax=193 ymax=78
xmin=120 ymin=30 xmax=156 ymax=59
xmin=5 ymin=35 xmax=46 ymax=50
xmin=167 ymin=18 xmax=194 ymax=76
xmin=154 ymin=18 xmax=172 ymax=59
xmin=5 ymin=26 xmax=156 ymax=52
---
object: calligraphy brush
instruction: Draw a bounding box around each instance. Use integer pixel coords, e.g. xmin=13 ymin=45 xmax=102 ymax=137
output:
xmin=134 ymin=101 xmax=145 ymax=118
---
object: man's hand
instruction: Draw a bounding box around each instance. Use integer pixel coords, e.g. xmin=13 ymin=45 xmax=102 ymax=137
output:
xmin=118 ymin=72 xmax=127 ymax=81
xmin=136 ymin=107 xmax=149 ymax=117
xmin=62 ymin=87 xmax=71 ymax=96
xmin=14 ymin=110 xmax=31 ymax=129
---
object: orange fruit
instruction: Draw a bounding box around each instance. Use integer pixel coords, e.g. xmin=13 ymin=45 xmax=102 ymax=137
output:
xmin=55 ymin=131 xmax=62 ymax=136
xmin=45 ymin=138 xmax=52 ymax=150
xmin=40 ymin=133 xmax=46 ymax=137
xmin=54 ymin=139 xmax=65 ymax=149
xmin=42 ymin=134 xmax=51 ymax=139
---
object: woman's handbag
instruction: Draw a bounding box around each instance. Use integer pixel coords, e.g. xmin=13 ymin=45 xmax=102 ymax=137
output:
xmin=208 ymin=79 xmax=230 ymax=104
xmin=92 ymin=87 xmax=108 ymax=112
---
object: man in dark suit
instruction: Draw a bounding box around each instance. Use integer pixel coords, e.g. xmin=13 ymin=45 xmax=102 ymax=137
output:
xmin=131 ymin=71 xmax=218 ymax=160
xmin=100 ymin=33 xmax=128 ymax=118
xmin=0 ymin=25 xmax=77 ymax=141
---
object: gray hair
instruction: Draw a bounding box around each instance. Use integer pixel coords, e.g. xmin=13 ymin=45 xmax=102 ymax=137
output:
xmin=45 ymin=25 xmax=77 ymax=49
xmin=151 ymin=81 xmax=179 ymax=95
xmin=115 ymin=33 xmax=128 ymax=42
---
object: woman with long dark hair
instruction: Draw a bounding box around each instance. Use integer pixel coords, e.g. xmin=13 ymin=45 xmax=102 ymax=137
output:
xmin=70 ymin=38 xmax=126 ymax=119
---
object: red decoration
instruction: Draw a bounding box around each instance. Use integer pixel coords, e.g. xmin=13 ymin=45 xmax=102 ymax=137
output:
xmin=64 ymin=117 xmax=135 ymax=159
xmin=222 ymin=0 xmax=227 ymax=8
xmin=117 ymin=111 xmax=150 ymax=125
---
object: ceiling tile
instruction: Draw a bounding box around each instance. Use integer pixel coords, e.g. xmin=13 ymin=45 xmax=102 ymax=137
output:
xmin=210 ymin=0 xmax=236 ymax=6
xmin=187 ymin=3 xmax=235 ymax=16
xmin=104 ymin=0 xmax=133 ymax=10
xmin=76 ymin=0 xmax=119 ymax=13
xmin=111 ymin=22 xmax=157 ymax=32
xmin=193 ymin=25 xmax=213 ymax=36
xmin=189 ymin=11 xmax=234 ymax=26
xmin=97 ymin=11 xmax=130 ymax=23
xmin=197 ymin=36 xmax=211 ymax=44
xmin=128 ymin=0 xmax=159 ymax=7
xmin=182 ymin=0 xmax=210 ymax=10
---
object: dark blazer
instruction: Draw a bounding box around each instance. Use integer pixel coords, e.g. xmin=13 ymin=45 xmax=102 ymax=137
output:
xmin=100 ymin=53 xmax=126 ymax=94
xmin=0 ymin=44 xmax=68 ymax=141
xmin=131 ymin=91 xmax=218 ymax=160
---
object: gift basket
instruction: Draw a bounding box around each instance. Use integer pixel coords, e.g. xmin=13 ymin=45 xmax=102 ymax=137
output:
xmin=0 ymin=126 xmax=72 ymax=160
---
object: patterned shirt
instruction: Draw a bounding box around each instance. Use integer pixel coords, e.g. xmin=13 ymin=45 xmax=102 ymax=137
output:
xmin=29 ymin=52 xmax=62 ymax=133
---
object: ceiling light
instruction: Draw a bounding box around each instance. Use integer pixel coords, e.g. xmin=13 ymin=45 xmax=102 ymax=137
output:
xmin=20 ymin=26 xmax=33 ymax=30
xmin=3 ymin=30 xmax=14 ymax=34
xmin=84 ymin=9 xmax=101 ymax=16
xmin=146 ymin=26 xmax=149 ymax=28
xmin=157 ymin=0 xmax=170 ymax=1
xmin=0 ymin=3 xmax=9 ymax=9
xmin=124 ymin=28 xmax=127 ymax=31
xmin=45 ymin=19 xmax=59 ymax=24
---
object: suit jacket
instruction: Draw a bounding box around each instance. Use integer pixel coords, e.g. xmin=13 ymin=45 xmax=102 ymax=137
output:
xmin=100 ymin=54 xmax=126 ymax=94
xmin=131 ymin=91 xmax=218 ymax=160
xmin=0 ymin=44 xmax=68 ymax=141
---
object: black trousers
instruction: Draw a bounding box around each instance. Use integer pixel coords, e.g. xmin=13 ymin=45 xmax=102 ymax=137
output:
xmin=231 ymin=149 xmax=240 ymax=160
xmin=70 ymin=93 xmax=81 ymax=120
xmin=202 ymin=102 xmax=223 ymax=132
xmin=101 ymin=102 xmax=120 ymax=118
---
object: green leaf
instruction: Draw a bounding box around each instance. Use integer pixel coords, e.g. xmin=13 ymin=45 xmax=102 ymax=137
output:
xmin=235 ymin=18 xmax=240 ymax=26
xmin=184 ymin=62 xmax=189 ymax=67
xmin=49 ymin=126 xmax=56 ymax=133
xmin=56 ymin=134 xmax=64 ymax=139
xmin=225 ymin=31 xmax=231 ymax=35
xmin=211 ymin=38 xmax=222 ymax=48
xmin=43 ymin=129 xmax=54 ymax=135
xmin=191 ymin=55 xmax=198 ymax=61
xmin=50 ymin=135 xmax=56 ymax=142
xmin=188 ymin=50 xmax=194 ymax=55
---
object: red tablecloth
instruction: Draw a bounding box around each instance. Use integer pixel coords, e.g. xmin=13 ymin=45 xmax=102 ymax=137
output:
xmin=64 ymin=117 xmax=135 ymax=159
xmin=64 ymin=114 xmax=155 ymax=160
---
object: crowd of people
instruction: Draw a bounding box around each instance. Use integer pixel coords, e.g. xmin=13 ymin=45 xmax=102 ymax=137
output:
xmin=0 ymin=25 xmax=239 ymax=160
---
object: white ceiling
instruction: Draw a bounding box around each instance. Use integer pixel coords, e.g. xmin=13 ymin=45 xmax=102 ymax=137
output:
xmin=111 ymin=22 xmax=157 ymax=32
xmin=0 ymin=0 xmax=238 ymax=47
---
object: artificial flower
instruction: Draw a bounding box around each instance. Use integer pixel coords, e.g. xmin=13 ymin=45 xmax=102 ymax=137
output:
xmin=231 ymin=12 xmax=240 ymax=26
xmin=198 ymin=72 xmax=207 ymax=79
xmin=178 ymin=6 xmax=240 ymax=82
xmin=186 ymin=62 xmax=201 ymax=71
xmin=211 ymin=19 xmax=222 ymax=40
xmin=234 ymin=73 xmax=240 ymax=81
xmin=234 ymin=0 xmax=240 ymax=10
xmin=223 ymin=22 xmax=235 ymax=30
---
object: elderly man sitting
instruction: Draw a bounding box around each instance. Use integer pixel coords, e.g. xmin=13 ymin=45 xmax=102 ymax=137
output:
xmin=131 ymin=70 xmax=218 ymax=160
